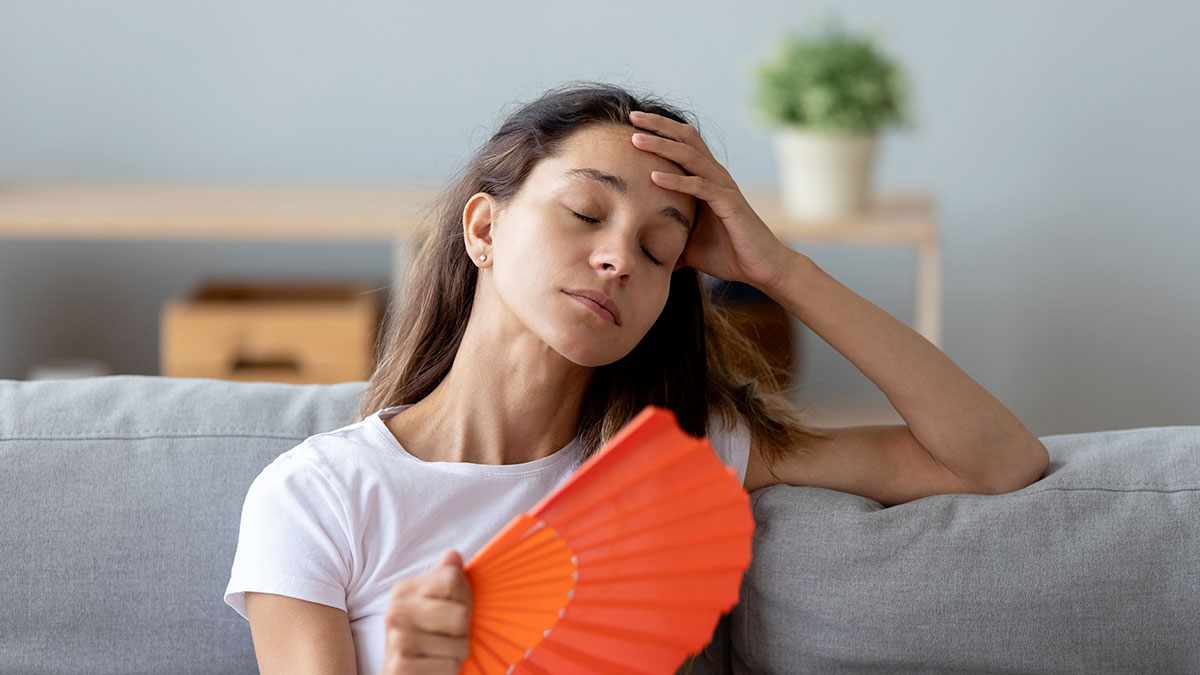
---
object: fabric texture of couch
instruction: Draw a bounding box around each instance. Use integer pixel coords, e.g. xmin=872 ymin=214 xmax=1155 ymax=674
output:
xmin=1 ymin=375 xmax=1197 ymax=674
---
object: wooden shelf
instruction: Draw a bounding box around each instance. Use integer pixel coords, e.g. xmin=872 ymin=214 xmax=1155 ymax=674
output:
xmin=0 ymin=181 xmax=945 ymax=370
xmin=0 ymin=181 xmax=934 ymax=244
xmin=742 ymin=188 xmax=936 ymax=245
xmin=0 ymin=181 xmax=444 ymax=240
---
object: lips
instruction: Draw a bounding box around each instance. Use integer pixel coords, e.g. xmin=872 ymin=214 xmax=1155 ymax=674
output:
xmin=563 ymin=288 xmax=622 ymax=326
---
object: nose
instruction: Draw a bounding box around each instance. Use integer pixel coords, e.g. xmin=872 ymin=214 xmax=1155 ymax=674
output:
xmin=591 ymin=233 xmax=637 ymax=281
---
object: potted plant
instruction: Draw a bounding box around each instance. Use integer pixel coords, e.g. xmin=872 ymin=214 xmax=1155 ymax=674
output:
xmin=753 ymin=18 xmax=910 ymax=221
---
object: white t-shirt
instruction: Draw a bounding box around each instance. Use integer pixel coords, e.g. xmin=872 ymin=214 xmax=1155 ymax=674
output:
xmin=224 ymin=404 xmax=751 ymax=675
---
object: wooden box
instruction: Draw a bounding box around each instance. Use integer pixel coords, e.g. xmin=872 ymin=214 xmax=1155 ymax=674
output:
xmin=160 ymin=279 xmax=388 ymax=384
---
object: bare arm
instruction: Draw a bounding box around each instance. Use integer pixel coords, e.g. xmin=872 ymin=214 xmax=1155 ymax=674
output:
xmin=616 ymin=108 xmax=1047 ymax=497
xmin=744 ymin=423 xmax=1014 ymax=506
xmin=760 ymin=251 xmax=1048 ymax=494
xmin=245 ymin=592 xmax=358 ymax=675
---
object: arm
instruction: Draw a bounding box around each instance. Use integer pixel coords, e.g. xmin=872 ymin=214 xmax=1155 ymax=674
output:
xmin=744 ymin=423 xmax=1015 ymax=506
xmin=245 ymin=592 xmax=358 ymax=675
xmin=758 ymin=250 xmax=1049 ymax=495
xmin=620 ymin=109 xmax=1048 ymax=498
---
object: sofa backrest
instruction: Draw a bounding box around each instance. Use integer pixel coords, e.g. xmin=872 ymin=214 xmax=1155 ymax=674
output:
xmin=736 ymin=423 xmax=1200 ymax=673
xmin=4 ymin=375 xmax=1197 ymax=674
xmin=0 ymin=376 xmax=368 ymax=675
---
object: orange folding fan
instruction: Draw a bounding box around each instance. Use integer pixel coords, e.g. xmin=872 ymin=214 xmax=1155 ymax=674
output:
xmin=459 ymin=405 xmax=755 ymax=675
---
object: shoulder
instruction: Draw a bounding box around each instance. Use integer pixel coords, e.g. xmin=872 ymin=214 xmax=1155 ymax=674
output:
xmin=271 ymin=415 xmax=392 ymax=478
xmin=244 ymin=441 xmax=345 ymax=521
xmin=705 ymin=411 xmax=751 ymax=488
xmin=246 ymin=418 xmax=387 ymax=511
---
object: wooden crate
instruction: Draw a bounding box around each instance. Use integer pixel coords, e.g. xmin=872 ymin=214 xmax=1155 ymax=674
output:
xmin=160 ymin=279 xmax=387 ymax=384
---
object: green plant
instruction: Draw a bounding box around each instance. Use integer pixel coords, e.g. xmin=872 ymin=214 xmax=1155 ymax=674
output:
xmin=752 ymin=18 xmax=910 ymax=132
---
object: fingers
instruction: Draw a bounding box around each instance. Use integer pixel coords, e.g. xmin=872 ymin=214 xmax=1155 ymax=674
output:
xmin=423 ymin=597 xmax=473 ymax=638
xmin=386 ymin=565 xmax=473 ymax=635
xmin=381 ymin=657 xmax=463 ymax=675
xmin=629 ymin=110 xmax=715 ymax=162
xmin=425 ymin=562 xmax=474 ymax=608
xmin=388 ymin=595 xmax=472 ymax=648
xmin=385 ymin=619 xmax=472 ymax=662
xmin=649 ymin=170 xmax=730 ymax=205
xmin=631 ymin=133 xmax=731 ymax=189
xmin=382 ymin=554 xmax=475 ymax=675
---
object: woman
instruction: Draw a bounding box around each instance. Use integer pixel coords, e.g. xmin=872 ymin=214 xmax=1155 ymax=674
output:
xmin=224 ymin=82 xmax=1048 ymax=675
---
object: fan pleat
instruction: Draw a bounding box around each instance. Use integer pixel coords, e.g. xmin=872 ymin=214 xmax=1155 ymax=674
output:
xmin=541 ymin=618 xmax=695 ymax=670
xmin=560 ymin=602 xmax=724 ymax=646
xmin=528 ymin=413 xmax=684 ymax=517
xmin=474 ymin=587 xmax=571 ymax=606
xmin=471 ymin=607 xmax=549 ymax=637
xmin=567 ymin=506 xmax=752 ymax=560
xmin=510 ymin=659 xmax=556 ymax=675
xmin=464 ymin=617 xmax=534 ymax=673
xmin=468 ymin=514 xmax=540 ymax=570
xmin=477 ymin=527 xmax=567 ymax=579
xmin=533 ymin=627 xmax=668 ymax=675
xmin=568 ymin=568 xmax=745 ymax=606
xmin=580 ymin=537 xmax=749 ymax=578
xmin=562 ymin=466 xmax=741 ymax=542
xmin=539 ymin=441 xmax=699 ymax=526
xmin=473 ymin=561 xmax=574 ymax=598
xmin=474 ymin=599 xmax=563 ymax=620
xmin=585 ymin=524 xmax=751 ymax=563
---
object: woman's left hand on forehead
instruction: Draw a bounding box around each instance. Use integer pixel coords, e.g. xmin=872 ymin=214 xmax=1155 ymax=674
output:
xmin=629 ymin=110 xmax=793 ymax=291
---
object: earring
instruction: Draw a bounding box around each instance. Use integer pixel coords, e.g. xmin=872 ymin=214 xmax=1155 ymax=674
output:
xmin=479 ymin=254 xmax=487 ymax=262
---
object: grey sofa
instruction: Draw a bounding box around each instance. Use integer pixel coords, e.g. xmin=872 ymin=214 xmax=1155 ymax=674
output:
xmin=1 ymin=375 xmax=1197 ymax=674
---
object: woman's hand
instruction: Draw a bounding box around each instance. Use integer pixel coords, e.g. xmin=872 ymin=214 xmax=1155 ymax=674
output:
xmin=381 ymin=550 xmax=473 ymax=675
xmin=628 ymin=110 xmax=796 ymax=292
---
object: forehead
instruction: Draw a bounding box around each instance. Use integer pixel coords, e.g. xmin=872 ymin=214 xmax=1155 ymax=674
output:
xmin=538 ymin=124 xmax=695 ymax=222
xmin=556 ymin=123 xmax=677 ymax=166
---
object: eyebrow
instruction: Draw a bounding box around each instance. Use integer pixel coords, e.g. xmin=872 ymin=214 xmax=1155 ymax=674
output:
xmin=564 ymin=168 xmax=692 ymax=230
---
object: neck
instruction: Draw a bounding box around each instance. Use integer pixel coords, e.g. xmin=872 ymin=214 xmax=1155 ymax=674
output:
xmin=386 ymin=296 xmax=593 ymax=465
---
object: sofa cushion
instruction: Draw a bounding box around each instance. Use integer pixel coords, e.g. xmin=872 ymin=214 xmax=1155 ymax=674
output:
xmin=0 ymin=375 xmax=367 ymax=675
xmin=0 ymin=375 xmax=733 ymax=675
xmin=7 ymin=375 xmax=1194 ymax=674
xmin=734 ymin=425 xmax=1200 ymax=674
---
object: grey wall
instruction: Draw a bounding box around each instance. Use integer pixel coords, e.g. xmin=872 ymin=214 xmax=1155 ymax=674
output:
xmin=2 ymin=0 xmax=1197 ymax=436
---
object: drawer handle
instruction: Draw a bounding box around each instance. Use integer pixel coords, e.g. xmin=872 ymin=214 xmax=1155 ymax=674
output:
xmin=231 ymin=356 xmax=301 ymax=373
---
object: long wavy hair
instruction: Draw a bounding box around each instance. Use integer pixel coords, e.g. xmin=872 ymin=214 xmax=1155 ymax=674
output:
xmin=354 ymin=81 xmax=832 ymax=671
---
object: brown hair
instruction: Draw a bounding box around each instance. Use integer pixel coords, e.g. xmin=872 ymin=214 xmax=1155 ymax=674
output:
xmin=354 ymin=81 xmax=832 ymax=670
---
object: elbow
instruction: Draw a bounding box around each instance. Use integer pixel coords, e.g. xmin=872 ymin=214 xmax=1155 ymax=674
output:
xmin=984 ymin=437 xmax=1050 ymax=495
xmin=1031 ymin=438 xmax=1051 ymax=478
xmin=1020 ymin=437 xmax=1051 ymax=487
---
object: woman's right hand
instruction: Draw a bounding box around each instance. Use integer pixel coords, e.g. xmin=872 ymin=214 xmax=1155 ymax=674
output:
xmin=381 ymin=550 xmax=474 ymax=675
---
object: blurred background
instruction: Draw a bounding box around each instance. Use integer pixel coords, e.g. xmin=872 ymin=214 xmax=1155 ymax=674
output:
xmin=1 ymin=0 xmax=1197 ymax=437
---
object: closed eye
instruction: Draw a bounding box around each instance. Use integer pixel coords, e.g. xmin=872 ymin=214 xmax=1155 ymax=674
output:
xmin=572 ymin=212 xmax=663 ymax=266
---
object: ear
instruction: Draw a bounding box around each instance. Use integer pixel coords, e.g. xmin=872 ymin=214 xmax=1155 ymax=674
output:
xmin=462 ymin=192 xmax=496 ymax=267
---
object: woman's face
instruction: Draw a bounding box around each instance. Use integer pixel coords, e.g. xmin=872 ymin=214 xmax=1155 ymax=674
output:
xmin=475 ymin=122 xmax=697 ymax=367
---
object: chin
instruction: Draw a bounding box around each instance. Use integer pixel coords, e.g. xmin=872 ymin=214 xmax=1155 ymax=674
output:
xmin=557 ymin=345 xmax=625 ymax=368
xmin=547 ymin=332 xmax=634 ymax=368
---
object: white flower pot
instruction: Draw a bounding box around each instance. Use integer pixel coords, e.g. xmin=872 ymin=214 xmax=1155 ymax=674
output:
xmin=773 ymin=128 xmax=879 ymax=221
